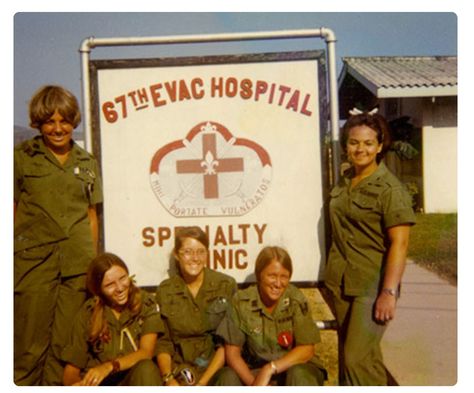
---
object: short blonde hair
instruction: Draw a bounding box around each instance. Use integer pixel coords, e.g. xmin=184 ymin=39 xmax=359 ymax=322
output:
xmin=29 ymin=85 xmax=81 ymax=130
xmin=254 ymin=246 xmax=293 ymax=281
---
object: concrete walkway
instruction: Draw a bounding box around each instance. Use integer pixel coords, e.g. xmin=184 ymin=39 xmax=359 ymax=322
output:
xmin=381 ymin=260 xmax=457 ymax=386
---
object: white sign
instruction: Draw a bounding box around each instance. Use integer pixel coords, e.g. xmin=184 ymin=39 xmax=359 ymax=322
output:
xmin=91 ymin=51 xmax=328 ymax=287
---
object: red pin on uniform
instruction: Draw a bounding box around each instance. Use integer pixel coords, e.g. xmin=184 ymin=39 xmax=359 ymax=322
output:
xmin=277 ymin=331 xmax=293 ymax=348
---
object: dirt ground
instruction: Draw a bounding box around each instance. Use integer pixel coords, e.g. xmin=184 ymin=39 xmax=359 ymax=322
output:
xmin=300 ymin=287 xmax=339 ymax=386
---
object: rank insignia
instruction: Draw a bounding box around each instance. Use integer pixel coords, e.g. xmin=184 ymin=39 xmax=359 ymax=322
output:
xmin=252 ymin=326 xmax=262 ymax=334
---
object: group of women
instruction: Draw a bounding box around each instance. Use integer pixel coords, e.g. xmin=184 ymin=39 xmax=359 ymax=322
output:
xmin=58 ymin=228 xmax=327 ymax=386
xmin=14 ymin=85 xmax=415 ymax=386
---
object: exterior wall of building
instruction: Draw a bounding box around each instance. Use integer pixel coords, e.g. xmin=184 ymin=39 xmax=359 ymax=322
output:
xmin=422 ymin=97 xmax=457 ymax=213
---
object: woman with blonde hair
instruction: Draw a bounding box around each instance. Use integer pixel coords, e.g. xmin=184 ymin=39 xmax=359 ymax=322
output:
xmin=14 ymin=85 xmax=102 ymax=385
xmin=217 ymin=246 xmax=326 ymax=386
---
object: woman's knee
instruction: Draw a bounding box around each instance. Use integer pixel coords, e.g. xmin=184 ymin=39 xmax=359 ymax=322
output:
xmin=212 ymin=366 xmax=243 ymax=386
xmin=127 ymin=359 xmax=162 ymax=385
xmin=285 ymin=363 xmax=325 ymax=386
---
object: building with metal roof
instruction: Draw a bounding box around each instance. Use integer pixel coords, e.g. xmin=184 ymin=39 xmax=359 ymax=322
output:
xmin=338 ymin=56 xmax=457 ymax=213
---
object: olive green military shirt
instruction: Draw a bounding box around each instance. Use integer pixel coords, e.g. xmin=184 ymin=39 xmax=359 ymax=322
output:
xmin=216 ymin=284 xmax=324 ymax=370
xmin=325 ymin=162 xmax=416 ymax=296
xmin=156 ymin=268 xmax=237 ymax=367
xmin=61 ymin=292 xmax=164 ymax=369
xmin=14 ymin=136 xmax=103 ymax=277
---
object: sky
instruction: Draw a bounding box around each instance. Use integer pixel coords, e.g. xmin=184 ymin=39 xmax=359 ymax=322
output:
xmin=13 ymin=12 xmax=458 ymax=129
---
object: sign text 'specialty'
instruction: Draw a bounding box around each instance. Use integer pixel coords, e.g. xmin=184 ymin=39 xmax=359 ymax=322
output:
xmin=101 ymin=76 xmax=313 ymax=123
xmin=141 ymin=223 xmax=268 ymax=271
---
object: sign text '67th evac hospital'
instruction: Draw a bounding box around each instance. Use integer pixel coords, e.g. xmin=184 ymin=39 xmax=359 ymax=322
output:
xmin=90 ymin=52 xmax=328 ymax=286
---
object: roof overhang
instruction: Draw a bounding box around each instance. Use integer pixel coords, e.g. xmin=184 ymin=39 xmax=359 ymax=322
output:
xmin=345 ymin=65 xmax=457 ymax=98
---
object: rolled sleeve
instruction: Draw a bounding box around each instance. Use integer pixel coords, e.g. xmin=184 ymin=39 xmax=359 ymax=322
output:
xmin=216 ymin=300 xmax=246 ymax=347
xmin=383 ymin=187 xmax=416 ymax=228
xmin=292 ymin=300 xmax=321 ymax=346
xmin=141 ymin=293 xmax=165 ymax=336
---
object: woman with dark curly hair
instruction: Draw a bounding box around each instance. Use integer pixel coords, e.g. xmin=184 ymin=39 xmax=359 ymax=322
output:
xmin=325 ymin=108 xmax=416 ymax=385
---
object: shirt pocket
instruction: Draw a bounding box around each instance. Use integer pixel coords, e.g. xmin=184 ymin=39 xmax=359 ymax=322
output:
xmin=22 ymin=165 xmax=52 ymax=195
xmin=205 ymin=297 xmax=229 ymax=330
xmin=160 ymin=297 xmax=196 ymax=336
xmin=349 ymin=193 xmax=379 ymax=221
xmin=240 ymin=314 xmax=263 ymax=338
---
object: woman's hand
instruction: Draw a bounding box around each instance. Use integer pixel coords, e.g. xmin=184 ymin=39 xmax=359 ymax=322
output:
xmin=374 ymin=292 xmax=397 ymax=323
xmin=81 ymin=362 xmax=113 ymax=386
xmin=252 ymin=363 xmax=274 ymax=386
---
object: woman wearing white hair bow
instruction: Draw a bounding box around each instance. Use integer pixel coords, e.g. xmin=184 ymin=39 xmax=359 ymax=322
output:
xmin=325 ymin=107 xmax=416 ymax=385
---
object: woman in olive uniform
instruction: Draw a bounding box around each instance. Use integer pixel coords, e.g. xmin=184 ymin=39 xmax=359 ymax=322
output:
xmin=14 ymin=85 xmax=103 ymax=385
xmin=216 ymin=246 xmax=327 ymax=386
xmin=156 ymin=226 xmax=237 ymax=386
xmin=325 ymin=108 xmax=416 ymax=385
xmin=61 ymin=253 xmax=164 ymax=386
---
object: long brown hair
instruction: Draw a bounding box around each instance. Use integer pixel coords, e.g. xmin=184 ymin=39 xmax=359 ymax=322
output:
xmin=86 ymin=253 xmax=141 ymax=345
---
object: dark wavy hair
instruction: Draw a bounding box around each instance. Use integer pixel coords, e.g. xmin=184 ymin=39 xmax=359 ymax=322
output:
xmin=340 ymin=111 xmax=391 ymax=162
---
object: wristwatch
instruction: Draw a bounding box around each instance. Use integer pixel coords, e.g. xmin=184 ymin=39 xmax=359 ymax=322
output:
xmin=382 ymin=288 xmax=398 ymax=297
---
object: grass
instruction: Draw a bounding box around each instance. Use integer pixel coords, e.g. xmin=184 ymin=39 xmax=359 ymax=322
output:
xmin=408 ymin=213 xmax=457 ymax=285
xmin=304 ymin=213 xmax=458 ymax=385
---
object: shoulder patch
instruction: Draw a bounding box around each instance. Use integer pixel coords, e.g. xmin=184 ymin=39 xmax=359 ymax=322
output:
xmin=299 ymin=302 xmax=309 ymax=316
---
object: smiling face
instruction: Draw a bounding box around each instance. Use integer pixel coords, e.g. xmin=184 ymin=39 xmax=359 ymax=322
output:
xmin=175 ymin=237 xmax=208 ymax=281
xmin=258 ymin=259 xmax=291 ymax=308
xmin=101 ymin=265 xmax=131 ymax=309
xmin=40 ymin=109 xmax=74 ymax=154
xmin=346 ymin=125 xmax=383 ymax=173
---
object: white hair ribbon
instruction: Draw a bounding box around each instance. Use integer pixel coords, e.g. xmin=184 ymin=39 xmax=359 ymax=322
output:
xmin=368 ymin=107 xmax=379 ymax=115
xmin=348 ymin=107 xmax=379 ymax=116
xmin=349 ymin=107 xmax=363 ymax=116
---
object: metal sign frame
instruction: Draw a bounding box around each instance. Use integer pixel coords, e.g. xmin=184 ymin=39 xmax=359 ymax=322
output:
xmin=79 ymin=29 xmax=340 ymax=287
xmin=80 ymin=29 xmax=340 ymax=183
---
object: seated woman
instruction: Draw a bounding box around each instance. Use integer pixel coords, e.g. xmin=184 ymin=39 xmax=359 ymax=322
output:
xmin=156 ymin=226 xmax=237 ymax=386
xmin=61 ymin=253 xmax=164 ymax=386
xmin=216 ymin=246 xmax=327 ymax=386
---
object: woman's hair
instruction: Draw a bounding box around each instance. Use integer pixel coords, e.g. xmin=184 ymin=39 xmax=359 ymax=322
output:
xmin=29 ymin=85 xmax=81 ymax=130
xmin=254 ymin=246 xmax=293 ymax=281
xmin=173 ymin=226 xmax=210 ymax=275
xmin=174 ymin=226 xmax=209 ymax=252
xmin=86 ymin=253 xmax=141 ymax=345
xmin=340 ymin=111 xmax=391 ymax=161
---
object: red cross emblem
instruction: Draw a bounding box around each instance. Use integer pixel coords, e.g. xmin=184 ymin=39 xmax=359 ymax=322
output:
xmin=176 ymin=133 xmax=244 ymax=199
xmin=149 ymin=121 xmax=272 ymax=217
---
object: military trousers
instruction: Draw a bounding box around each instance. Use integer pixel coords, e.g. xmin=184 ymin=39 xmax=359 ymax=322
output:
xmin=102 ymin=359 xmax=163 ymax=386
xmin=329 ymin=285 xmax=388 ymax=386
xmin=214 ymin=364 xmax=325 ymax=386
xmin=14 ymin=243 xmax=87 ymax=386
